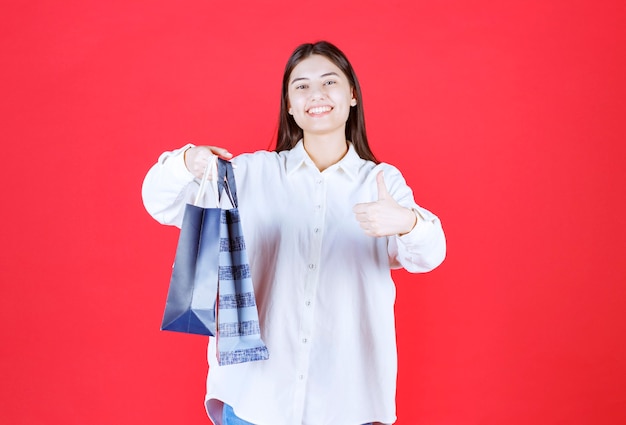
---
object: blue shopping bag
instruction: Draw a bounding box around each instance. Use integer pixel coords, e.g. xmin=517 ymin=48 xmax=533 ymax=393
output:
xmin=161 ymin=158 xmax=269 ymax=365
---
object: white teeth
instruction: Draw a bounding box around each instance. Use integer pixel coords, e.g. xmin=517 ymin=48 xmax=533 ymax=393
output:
xmin=308 ymin=106 xmax=332 ymax=114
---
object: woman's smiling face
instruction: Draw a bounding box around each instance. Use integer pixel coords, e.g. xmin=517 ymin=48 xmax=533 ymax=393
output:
xmin=287 ymin=54 xmax=356 ymax=139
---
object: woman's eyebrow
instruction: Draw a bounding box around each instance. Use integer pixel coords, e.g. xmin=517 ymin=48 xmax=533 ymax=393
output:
xmin=290 ymin=72 xmax=340 ymax=85
xmin=290 ymin=77 xmax=309 ymax=84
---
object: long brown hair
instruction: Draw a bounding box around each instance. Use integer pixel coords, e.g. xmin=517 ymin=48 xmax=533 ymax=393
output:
xmin=275 ymin=41 xmax=379 ymax=163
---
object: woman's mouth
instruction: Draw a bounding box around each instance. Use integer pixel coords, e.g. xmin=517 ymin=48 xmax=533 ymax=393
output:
xmin=307 ymin=105 xmax=333 ymax=115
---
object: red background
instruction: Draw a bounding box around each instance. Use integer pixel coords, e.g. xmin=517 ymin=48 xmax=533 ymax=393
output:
xmin=1 ymin=1 xmax=625 ymax=424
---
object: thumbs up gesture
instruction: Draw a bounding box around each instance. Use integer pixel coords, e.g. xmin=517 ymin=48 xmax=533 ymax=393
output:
xmin=352 ymin=171 xmax=418 ymax=237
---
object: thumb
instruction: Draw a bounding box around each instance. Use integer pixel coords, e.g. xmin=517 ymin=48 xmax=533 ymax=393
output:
xmin=376 ymin=171 xmax=390 ymax=201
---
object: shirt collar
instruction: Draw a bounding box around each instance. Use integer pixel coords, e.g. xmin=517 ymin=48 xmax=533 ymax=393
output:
xmin=285 ymin=140 xmax=362 ymax=180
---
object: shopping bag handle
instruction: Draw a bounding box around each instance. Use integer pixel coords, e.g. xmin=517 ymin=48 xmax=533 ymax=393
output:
xmin=218 ymin=158 xmax=238 ymax=208
xmin=194 ymin=156 xmax=218 ymax=206
xmin=194 ymin=157 xmax=238 ymax=208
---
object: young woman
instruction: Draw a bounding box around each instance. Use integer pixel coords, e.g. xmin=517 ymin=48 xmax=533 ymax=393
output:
xmin=142 ymin=41 xmax=446 ymax=425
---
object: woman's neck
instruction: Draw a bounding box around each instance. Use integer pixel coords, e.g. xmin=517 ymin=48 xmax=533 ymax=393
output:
xmin=303 ymin=132 xmax=348 ymax=172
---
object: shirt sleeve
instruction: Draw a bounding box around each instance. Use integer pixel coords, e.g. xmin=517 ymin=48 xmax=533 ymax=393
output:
xmin=141 ymin=144 xmax=199 ymax=228
xmin=382 ymin=164 xmax=447 ymax=273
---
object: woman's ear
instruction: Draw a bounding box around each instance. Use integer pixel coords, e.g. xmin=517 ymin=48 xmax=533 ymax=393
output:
xmin=351 ymin=89 xmax=357 ymax=107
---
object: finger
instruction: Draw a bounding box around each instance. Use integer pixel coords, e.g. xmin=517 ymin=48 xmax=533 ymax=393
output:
xmin=208 ymin=146 xmax=233 ymax=159
xmin=353 ymin=202 xmax=376 ymax=216
xmin=376 ymin=171 xmax=390 ymax=201
xmin=353 ymin=214 xmax=369 ymax=225
xmin=352 ymin=203 xmax=366 ymax=214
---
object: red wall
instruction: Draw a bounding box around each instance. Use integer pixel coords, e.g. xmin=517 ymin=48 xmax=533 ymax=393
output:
xmin=1 ymin=1 xmax=624 ymax=424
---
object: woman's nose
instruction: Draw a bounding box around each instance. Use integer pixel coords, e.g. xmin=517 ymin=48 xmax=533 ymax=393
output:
xmin=309 ymin=84 xmax=326 ymax=100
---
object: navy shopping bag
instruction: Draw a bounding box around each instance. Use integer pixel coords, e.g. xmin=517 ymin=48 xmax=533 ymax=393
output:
xmin=160 ymin=158 xmax=268 ymax=365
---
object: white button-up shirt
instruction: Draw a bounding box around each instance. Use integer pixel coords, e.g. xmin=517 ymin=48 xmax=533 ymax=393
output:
xmin=142 ymin=141 xmax=446 ymax=425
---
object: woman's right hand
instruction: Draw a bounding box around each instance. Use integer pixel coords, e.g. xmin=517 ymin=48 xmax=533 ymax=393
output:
xmin=184 ymin=146 xmax=233 ymax=179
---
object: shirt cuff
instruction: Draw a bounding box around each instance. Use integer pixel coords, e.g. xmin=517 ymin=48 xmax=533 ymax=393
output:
xmin=397 ymin=208 xmax=433 ymax=247
xmin=158 ymin=143 xmax=197 ymax=183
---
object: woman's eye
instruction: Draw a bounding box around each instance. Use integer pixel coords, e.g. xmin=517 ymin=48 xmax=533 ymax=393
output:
xmin=324 ymin=80 xmax=336 ymax=86
xmin=296 ymin=84 xmax=308 ymax=90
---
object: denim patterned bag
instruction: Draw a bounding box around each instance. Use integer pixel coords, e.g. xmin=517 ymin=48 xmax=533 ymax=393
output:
xmin=214 ymin=159 xmax=269 ymax=365
xmin=161 ymin=158 xmax=269 ymax=366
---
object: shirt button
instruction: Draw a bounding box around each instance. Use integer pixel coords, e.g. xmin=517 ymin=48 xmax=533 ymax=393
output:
xmin=314 ymin=228 xmax=320 ymax=233
xmin=305 ymin=300 xmax=311 ymax=307
xmin=316 ymin=179 xmax=322 ymax=184
xmin=299 ymin=375 xmax=304 ymax=380
xmin=302 ymin=338 xmax=308 ymax=343
xmin=308 ymin=264 xmax=316 ymax=270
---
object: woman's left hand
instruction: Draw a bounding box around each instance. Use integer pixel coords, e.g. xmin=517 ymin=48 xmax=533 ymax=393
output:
xmin=353 ymin=171 xmax=417 ymax=237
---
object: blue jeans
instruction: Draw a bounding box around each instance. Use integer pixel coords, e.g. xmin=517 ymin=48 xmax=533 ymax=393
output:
xmin=223 ymin=403 xmax=256 ymax=425
xmin=222 ymin=403 xmax=373 ymax=425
